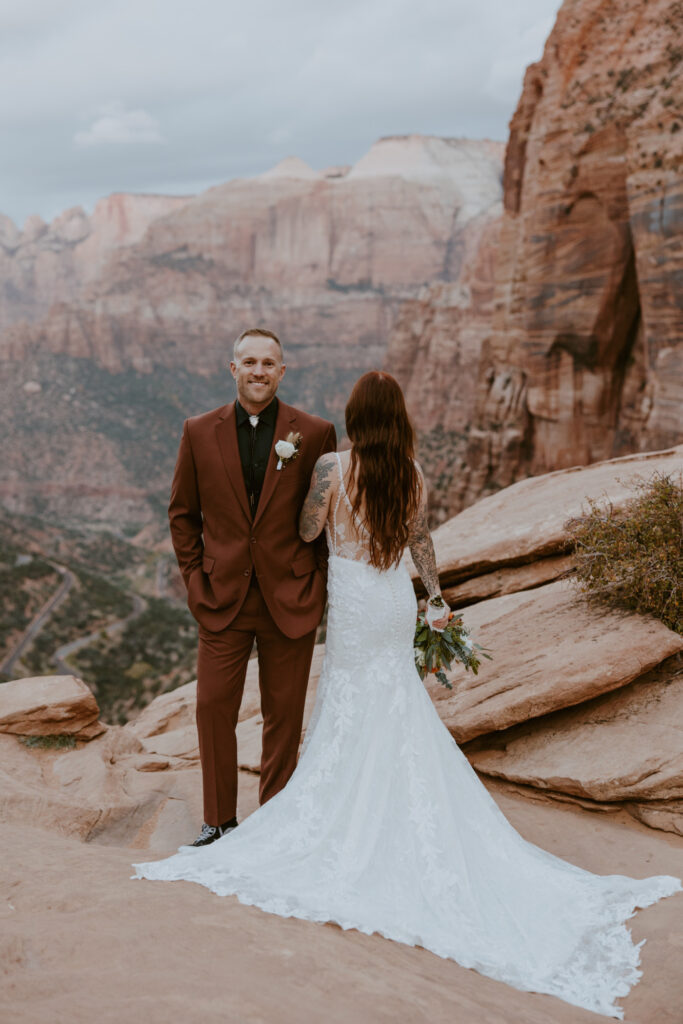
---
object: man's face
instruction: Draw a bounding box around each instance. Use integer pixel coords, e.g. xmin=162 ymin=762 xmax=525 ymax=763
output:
xmin=230 ymin=335 xmax=286 ymax=412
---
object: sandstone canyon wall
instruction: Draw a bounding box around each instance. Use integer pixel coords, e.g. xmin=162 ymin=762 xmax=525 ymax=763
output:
xmin=0 ymin=136 xmax=503 ymax=530
xmin=0 ymin=193 xmax=191 ymax=331
xmin=385 ymin=214 xmax=502 ymax=521
xmin=459 ymin=0 xmax=683 ymax=508
xmin=5 ymin=0 xmax=683 ymax=533
xmin=390 ymin=0 xmax=683 ymax=518
xmin=3 ymin=137 xmax=504 ymax=391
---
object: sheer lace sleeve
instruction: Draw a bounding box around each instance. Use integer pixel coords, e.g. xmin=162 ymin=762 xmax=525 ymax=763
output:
xmin=299 ymin=453 xmax=337 ymax=542
xmin=408 ymin=463 xmax=441 ymax=599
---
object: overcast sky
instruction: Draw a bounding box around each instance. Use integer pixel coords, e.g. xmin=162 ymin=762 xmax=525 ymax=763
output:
xmin=0 ymin=0 xmax=561 ymax=227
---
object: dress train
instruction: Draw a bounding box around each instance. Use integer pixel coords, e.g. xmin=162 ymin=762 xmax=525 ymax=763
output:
xmin=133 ymin=459 xmax=681 ymax=1019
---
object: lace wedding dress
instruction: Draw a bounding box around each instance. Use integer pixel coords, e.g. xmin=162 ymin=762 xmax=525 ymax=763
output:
xmin=133 ymin=454 xmax=681 ymax=1019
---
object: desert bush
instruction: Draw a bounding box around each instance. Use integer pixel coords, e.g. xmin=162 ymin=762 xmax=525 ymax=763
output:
xmin=19 ymin=734 xmax=77 ymax=750
xmin=565 ymin=472 xmax=683 ymax=633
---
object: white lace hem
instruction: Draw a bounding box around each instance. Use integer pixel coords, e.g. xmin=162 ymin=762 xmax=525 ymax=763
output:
xmin=132 ymin=858 xmax=680 ymax=1019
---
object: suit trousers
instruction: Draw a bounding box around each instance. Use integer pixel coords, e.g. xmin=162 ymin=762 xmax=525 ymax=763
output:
xmin=196 ymin=577 xmax=317 ymax=825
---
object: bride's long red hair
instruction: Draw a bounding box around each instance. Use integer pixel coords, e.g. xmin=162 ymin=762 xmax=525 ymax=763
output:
xmin=345 ymin=371 xmax=422 ymax=570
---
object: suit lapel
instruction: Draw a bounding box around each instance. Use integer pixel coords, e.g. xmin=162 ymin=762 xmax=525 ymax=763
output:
xmin=215 ymin=403 xmax=252 ymax=523
xmin=253 ymin=401 xmax=297 ymax=527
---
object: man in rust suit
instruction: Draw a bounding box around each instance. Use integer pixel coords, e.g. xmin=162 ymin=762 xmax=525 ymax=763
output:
xmin=168 ymin=327 xmax=336 ymax=846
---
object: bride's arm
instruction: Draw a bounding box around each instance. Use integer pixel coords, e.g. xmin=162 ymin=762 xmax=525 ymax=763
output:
xmin=408 ymin=466 xmax=449 ymax=628
xmin=299 ymin=453 xmax=336 ymax=541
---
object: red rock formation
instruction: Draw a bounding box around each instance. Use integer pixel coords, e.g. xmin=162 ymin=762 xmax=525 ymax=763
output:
xmin=0 ymin=674 xmax=103 ymax=738
xmin=0 ymin=137 xmax=504 ymax=528
xmin=0 ymin=193 xmax=191 ymax=331
xmin=3 ymin=804 xmax=681 ymax=1022
xmin=468 ymin=653 xmax=683 ymax=835
xmin=385 ymin=212 xmax=502 ymax=521
xmin=2 ymin=137 xmax=504 ymax=386
xmin=389 ymin=0 xmax=683 ymax=516
xmin=420 ymin=443 xmax=683 ymax=594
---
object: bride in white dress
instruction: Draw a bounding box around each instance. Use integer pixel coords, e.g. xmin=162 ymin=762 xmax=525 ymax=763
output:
xmin=134 ymin=371 xmax=681 ymax=1019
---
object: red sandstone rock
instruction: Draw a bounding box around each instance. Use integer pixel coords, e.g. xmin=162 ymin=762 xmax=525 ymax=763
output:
xmin=0 ymin=650 xmax=328 ymax=846
xmin=451 ymin=0 xmax=683 ymax=512
xmin=385 ymin=214 xmax=502 ymax=522
xmin=0 ymin=674 xmax=101 ymax=737
xmin=424 ymin=579 xmax=683 ymax=743
xmin=412 ymin=443 xmax=683 ymax=593
xmin=468 ymin=655 xmax=683 ymax=834
xmin=0 ymin=194 xmax=190 ymax=332
xmin=0 ymin=727 xmax=201 ymax=845
xmin=6 ymin=792 xmax=683 ymax=1024
xmin=441 ymin=554 xmax=574 ymax=609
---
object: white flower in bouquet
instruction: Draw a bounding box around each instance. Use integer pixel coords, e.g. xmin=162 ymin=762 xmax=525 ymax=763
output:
xmin=413 ymin=609 xmax=491 ymax=688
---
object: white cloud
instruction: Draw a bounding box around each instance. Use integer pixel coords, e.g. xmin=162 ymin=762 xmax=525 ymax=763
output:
xmin=74 ymin=101 xmax=165 ymax=147
xmin=266 ymin=125 xmax=293 ymax=146
xmin=0 ymin=0 xmax=563 ymax=224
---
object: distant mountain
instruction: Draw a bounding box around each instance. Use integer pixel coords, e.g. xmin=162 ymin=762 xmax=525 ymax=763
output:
xmin=0 ymin=193 xmax=191 ymax=331
xmin=0 ymin=134 xmax=504 ymax=532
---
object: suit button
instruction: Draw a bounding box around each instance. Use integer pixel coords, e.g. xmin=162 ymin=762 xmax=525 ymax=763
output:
xmin=250 ymin=537 xmax=256 ymax=543
xmin=243 ymin=569 xmax=250 ymax=576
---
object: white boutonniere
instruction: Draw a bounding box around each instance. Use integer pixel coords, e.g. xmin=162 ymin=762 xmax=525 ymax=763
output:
xmin=275 ymin=431 xmax=302 ymax=470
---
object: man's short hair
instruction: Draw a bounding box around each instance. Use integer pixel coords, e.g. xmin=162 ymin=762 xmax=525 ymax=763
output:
xmin=233 ymin=327 xmax=283 ymax=362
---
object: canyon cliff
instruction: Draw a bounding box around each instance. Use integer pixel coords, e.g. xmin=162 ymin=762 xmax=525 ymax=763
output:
xmin=3 ymin=0 xmax=683 ymax=533
xmin=2 ymin=136 xmax=504 ymax=385
xmin=389 ymin=0 xmax=683 ymax=518
xmin=0 ymin=136 xmax=503 ymax=529
xmin=0 ymin=193 xmax=191 ymax=331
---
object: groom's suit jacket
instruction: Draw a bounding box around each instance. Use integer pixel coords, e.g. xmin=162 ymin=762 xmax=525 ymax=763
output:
xmin=168 ymin=398 xmax=337 ymax=638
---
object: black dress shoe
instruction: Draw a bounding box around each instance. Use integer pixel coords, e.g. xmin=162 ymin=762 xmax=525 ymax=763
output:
xmin=190 ymin=818 xmax=238 ymax=847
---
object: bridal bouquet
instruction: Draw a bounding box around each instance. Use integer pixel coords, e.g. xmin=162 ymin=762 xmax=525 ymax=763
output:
xmin=414 ymin=611 xmax=491 ymax=689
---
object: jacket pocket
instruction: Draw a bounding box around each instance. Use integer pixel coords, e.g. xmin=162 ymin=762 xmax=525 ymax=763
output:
xmin=291 ymin=553 xmax=317 ymax=577
xmin=202 ymin=554 xmax=215 ymax=574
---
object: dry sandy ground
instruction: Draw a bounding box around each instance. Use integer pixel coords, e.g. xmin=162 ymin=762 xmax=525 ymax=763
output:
xmin=1 ymin=774 xmax=682 ymax=1024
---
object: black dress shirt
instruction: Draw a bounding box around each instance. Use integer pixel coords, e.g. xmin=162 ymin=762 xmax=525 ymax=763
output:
xmin=235 ymin=397 xmax=278 ymax=517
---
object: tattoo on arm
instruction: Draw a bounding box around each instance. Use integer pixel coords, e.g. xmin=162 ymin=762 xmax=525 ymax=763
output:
xmin=408 ymin=497 xmax=441 ymax=598
xmin=299 ymin=455 xmax=335 ymax=541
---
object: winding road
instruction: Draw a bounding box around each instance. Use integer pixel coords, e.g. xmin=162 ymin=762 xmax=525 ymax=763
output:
xmin=1 ymin=562 xmax=148 ymax=680
xmin=1 ymin=565 xmax=74 ymax=678
xmin=52 ymin=593 xmax=147 ymax=674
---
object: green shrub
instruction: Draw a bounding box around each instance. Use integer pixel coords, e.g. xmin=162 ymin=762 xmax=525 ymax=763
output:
xmin=19 ymin=733 xmax=77 ymax=750
xmin=69 ymin=597 xmax=197 ymax=722
xmin=566 ymin=472 xmax=683 ymax=633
